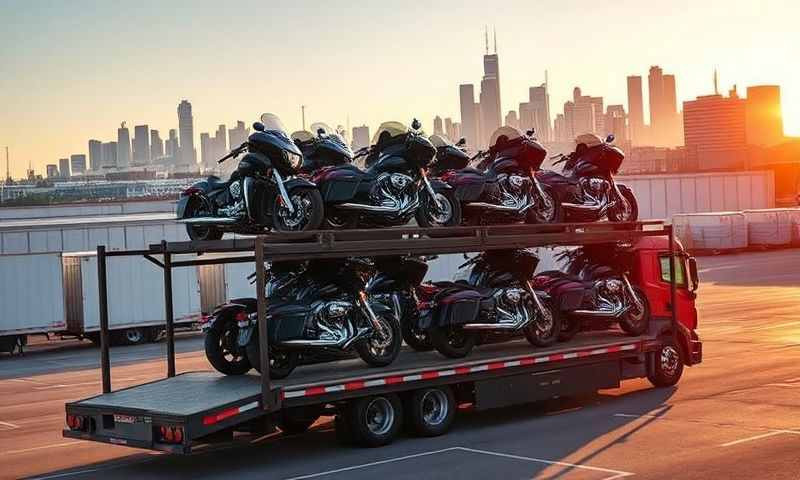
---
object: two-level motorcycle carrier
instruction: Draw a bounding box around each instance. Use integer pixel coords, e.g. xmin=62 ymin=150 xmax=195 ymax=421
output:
xmin=63 ymin=221 xmax=701 ymax=453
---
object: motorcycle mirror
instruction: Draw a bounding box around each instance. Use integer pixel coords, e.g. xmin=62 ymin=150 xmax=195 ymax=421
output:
xmin=411 ymin=118 xmax=421 ymax=130
xmin=688 ymin=256 xmax=699 ymax=292
xmin=456 ymin=138 xmax=466 ymax=146
xmin=317 ymin=127 xmax=326 ymax=136
xmin=526 ymin=129 xmax=535 ymax=137
xmin=605 ymin=134 xmax=615 ymax=143
xmin=253 ymin=122 xmax=265 ymax=132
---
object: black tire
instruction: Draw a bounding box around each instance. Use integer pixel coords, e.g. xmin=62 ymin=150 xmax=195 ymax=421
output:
xmin=344 ymin=394 xmax=403 ymax=447
xmin=116 ymin=327 xmax=148 ymax=346
xmin=647 ymin=340 xmax=684 ymax=387
xmin=401 ymin=320 xmax=433 ymax=352
xmin=608 ymin=187 xmax=638 ymax=223
xmin=146 ymin=327 xmax=163 ymax=343
xmin=407 ymin=386 xmax=456 ymax=437
xmin=278 ymin=407 xmax=321 ymax=435
xmin=246 ymin=334 xmax=298 ymax=379
xmin=204 ymin=323 xmax=251 ymax=375
xmin=523 ymin=297 xmax=561 ymax=347
xmin=356 ymin=312 xmax=402 ymax=367
xmin=183 ymin=196 xmax=224 ymax=241
xmin=558 ymin=315 xmax=581 ymax=342
xmin=272 ymin=187 xmax=324 ymax=232
xmin=619 ymin=286 xmax=650 ymax=336
xmin=415 ymin=189 xmax=462 ymax=230
xmin=527 ymin=184 xmax=564 ymax=225
xmin=85 ymin=332 xmax=101 ymax=346
xmin=429 ymin=326 xmax=476 ymax=359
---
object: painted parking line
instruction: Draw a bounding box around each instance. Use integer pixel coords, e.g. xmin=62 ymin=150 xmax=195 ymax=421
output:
xmin=0 ymin=420 xmax=20 ymax=430
xmin=286 ymin=446 xmax=634 ymax=480
xmin=1 ymin=441 xmax=78 ymax=456
xmin=721 ymin=430 xmax=800 ymax=447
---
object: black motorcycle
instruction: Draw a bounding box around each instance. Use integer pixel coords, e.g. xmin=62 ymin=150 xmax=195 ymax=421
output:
xmin=430 ymin=128 xmax=562 ymax=226
xmin=310 ymin=119 xmax=461 ymax=229
xmin=292 ymin=123 xmax=354 ymax=174
xmin=419 ymin=249 xmax=560 ymax=359
xmin=177 ymin=113 xmax=324 ymax=240
xmin=242 ymin=258 xmax=402 ymax=379
xmin=538 ymin=133 xmax=637 ymax=223
xmin=367 ymin=255 xmax=434 ymax=352
xmin=533 ymin=244 xmax=650 ymax=342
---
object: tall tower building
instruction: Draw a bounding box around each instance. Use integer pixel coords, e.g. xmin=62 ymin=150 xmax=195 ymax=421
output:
xmin=478 ymin=28 xmax=501 ymax=147
xmin=116 ymin=122 xmax=131 ymax=169
xmin=444 ymin=117 xmax=455 ymax=140
xmin=102 ymin=142 xmax=117 ymax=168
xmin=177 ymin=100 xmax=196 ymax=168
xmin=648 ymin=66 xmax=665 ymax=132
xmin=165 ymin=129 xmax=179 ymax=161
xmin=200 ymin=132 xmax=212 ymax=167
xmin=627 ymin=76 xmax=645 ymax=145
xmin=46 ymin=164 xmax=59 ymax=178
xmin=88 ymin=139 xmax=103 ymax=171
xmin=504 ymin=110 xmax=519 ymax=129
xmin=132 ymin=125 xmax=150 ymax=165
xmin=228 ymin=121 xmax=249 ymax=150
xmin=528 ymin=84 xmax=551 ymax=141
xmin=683 ymin=89 xmax=747 ymax=170
xmin=150 ymin=130 xmax=164 ymax=160
xmin=433 ymin=116 xmax=444 ymax=136
xmin=59 ymin=158 xmax=70 ymax=178
xmin=351 ymin=125 xmax=370 ymax=151
xmin=70 ymin=154 xmax=87 ymax=175
xmin=459 ymin=84 xmax=479 ymax=149
xmin=745 ymin=85 xmax=784 ymax=146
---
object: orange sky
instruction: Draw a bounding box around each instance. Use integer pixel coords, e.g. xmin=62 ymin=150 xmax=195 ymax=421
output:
xmin=1 ymin=0 xmax=799 ymax=177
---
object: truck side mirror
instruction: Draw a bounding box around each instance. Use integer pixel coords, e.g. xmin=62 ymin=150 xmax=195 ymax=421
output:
xmin=688 ymin=257 xmax=699 ymax=292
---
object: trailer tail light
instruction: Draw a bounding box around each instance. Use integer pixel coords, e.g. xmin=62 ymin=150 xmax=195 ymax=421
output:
xmin=158 ymin=425 xmax=184 ymax=444
xmin=66 ymin=414 xmax=91 ymax=431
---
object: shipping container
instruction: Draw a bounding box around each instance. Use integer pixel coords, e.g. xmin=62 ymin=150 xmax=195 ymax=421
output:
xmin=619 ymin=170 xmax=774 ymax=220
xmin=0 ymin=199 xmax=174 ymax=220
xmin=742 ymin=208 xmax=800 ymax=246
xmin=673 ymin=212 xmax=749 ymax=251
xmin=0 ymin=253 xmax=66 ymax=336
xmin=62 ymin=252 xmax=203 ymax=344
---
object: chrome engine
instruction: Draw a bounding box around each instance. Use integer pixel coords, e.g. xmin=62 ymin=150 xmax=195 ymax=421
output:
xmin=483 ymin=173 xmax=533 ymax=211
xmin=369 ymin=173 xmax=419 ymax=215
xmin=580 ymin=177 xmax=612 ymax=205
xmin=314 ymin=300 xmax=355 ymax=343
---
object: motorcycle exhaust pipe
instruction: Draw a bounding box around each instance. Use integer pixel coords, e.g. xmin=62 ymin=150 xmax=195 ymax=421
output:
xmin=336 ymin=203 xmax=400 ymax=213
xmin=177 ymin=217 xmax=238 ymax=224
xmin=464 ymin=202 xmax=525 ymax=212
xmin=571 ymin=304 xmax=630 ymax=318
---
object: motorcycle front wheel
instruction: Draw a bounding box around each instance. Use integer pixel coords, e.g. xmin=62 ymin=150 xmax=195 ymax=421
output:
xmin=246 ymin=334 xmax=299 ymax=379
xmin=619 ymin=286 xmax=650 ymax=336
xmin=184 ymin=196 xmax=224 ymax=241
xmin=429 ymin=326 xmax=477 ymax=359
xmin=415 ymin=189 xmax=462 ymax=229
xmin=272 ymin=187 xmax=324 ymax=232
xmin=356 ymin=313 xmax=402 ymax=367
xmin=523 ymin=297 xmax=561 ymax=347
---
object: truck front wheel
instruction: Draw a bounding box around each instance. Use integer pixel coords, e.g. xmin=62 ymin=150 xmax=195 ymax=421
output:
xmin=647 ymin=341 xmax=684 ymax=387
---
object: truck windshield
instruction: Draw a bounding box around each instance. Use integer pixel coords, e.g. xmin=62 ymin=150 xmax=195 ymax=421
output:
xmin=659 ymin=254 xmax=687 ymax=287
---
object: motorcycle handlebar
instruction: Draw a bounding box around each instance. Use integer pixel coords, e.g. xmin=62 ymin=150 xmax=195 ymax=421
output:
xmin=218 ymin=143 xmax=247 ymax=164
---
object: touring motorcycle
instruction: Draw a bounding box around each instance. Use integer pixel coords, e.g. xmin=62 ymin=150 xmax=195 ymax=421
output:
xmin=292 ymin=123 xmax=354 ymax=174
xmin=367 ymin=255 xmax=434 ymax=352
xmin=532 ymin=244 xmax=650 ymax=342
xmin=416 ymin=249 xmax=560 ymax=358
xmin=429 ymin=128 xmax=562 ymax=225
xmin=311 ymin=119 xmax=461 ymax=229
xmin=537 ymin=133 xmax=637 ymax=223
xmin=177 ymin=113 xmax=324 ymax=240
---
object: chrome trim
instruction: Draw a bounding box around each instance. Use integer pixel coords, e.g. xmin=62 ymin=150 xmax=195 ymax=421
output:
xmin=176 ymin=216 xmax=238 ymax=224
xmin=273 ymin=169 xmax=295 ymax=214
xmin=243 ymin=176 xmax=254 ymax=219
xmin=622 ymin=273 xmax=644 ymax=311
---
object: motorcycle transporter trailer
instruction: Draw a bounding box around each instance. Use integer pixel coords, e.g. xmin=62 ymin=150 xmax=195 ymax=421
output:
xmin=63 ymin=221 xmax=702 ymax=453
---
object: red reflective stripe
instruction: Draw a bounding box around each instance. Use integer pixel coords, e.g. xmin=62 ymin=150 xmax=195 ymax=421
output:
xmin=455 ymin=366 xmax=471 ymax=375
xmin=421 ymin=371 xmax=439 ymax=380
xmin=549 ymin=353 xmax=564 ymax=362
xmin=577 ymin=351 xmax=591 ymax=358
xmin=345 ymin=380 xmax=365 ymax=391
xmin=305 ymin=386 xmax=327 ymax=397
xmin=607 ymin=345 xmax=622 ymax=353
xmin=203 ymin=406 xmax=239 ymax=426
xmin=520 ymin=357 xmax=536 ymax=366
xmin=385 ymin=376 xmax=404 ymax=385
xmin=488 ymin=362 xmax=505 ymax=370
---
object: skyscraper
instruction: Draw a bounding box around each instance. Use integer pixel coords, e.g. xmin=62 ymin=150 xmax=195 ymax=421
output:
xmin=459 ymin=84 xmax=479 ymax=149
xmin=150 ymin=130 xmax=164 ymax=159
xmin=647 ymin=66 xmax=681 ymax=146
xmin=626 ymin=76 xmax=645 ymax=145
xmin=683 ymin=87 xmax=747 ymax=170
xmin=351 ymin=125 xmax=370 ymax=151
xmin=102 ymin=142 xmax=117 ymax=168
xmin=200 ymin=132 xmax=212 ymax=167
xmin=70 ymin=154 xmax=87 ymax=175
xmin=433 ymin=116 xmax=444 ymax=136
xmin=59 ymin=158 xmax=70 ymax=178
xmin=478 ymin=32 xmax=501 ymax=147
xmin=528 ymin=84 xmax=551 ymax=141
xmin=504 ymin=110 xmax=518 ymax=129
xmin=228 ymin=121 xmax=249 ymax=150
xmin=215 ymin=124 xmax=227 ymax=162
xmin=444 ymin=117 xmax=455 ymax=140
xmin=132 ymin=125 xmax=150 ymax=165
xmin=46 ymin=164 xmax=59 ymax=178
xmin=177 ymin=100 xmax=196 ymax=168
xmin=605 ymin=105 xmax=628 ymax=143
xmin=745 ymin=85 xmax=784 ymax=146
xmin=165 ymin=128 xmax=179 ymax=161
xmin=88 ymin=139 xmax=102 ymax=171
xmin=116 ymin=122 xmax=131 ymax=168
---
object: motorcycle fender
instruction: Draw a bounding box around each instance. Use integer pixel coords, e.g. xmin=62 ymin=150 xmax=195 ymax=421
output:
xmin=617 ymin=183 xmax=634 ymax=197
xmin=175 ymin=195 xmax=192 ymax=218
xmin=428 ymin=178 xmax=452 ymax=192
xmin=206 ymin=303 xmax=248 ymax=331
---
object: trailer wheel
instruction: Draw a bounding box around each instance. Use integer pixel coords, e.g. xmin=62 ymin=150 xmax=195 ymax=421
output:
xmin=407 ymin=386 xmax=455 ymax=437
xmin=343 ymin=394 xmax=403 ymax=447
xmin=116 ymin=327 xmax=148 ymax=346
xmin=647 ymin=340 xmax=684 ymax=387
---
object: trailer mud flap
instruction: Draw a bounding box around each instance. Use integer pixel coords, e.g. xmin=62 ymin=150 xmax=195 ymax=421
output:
xmin=473 ymin=362 xmax=620 ymax=410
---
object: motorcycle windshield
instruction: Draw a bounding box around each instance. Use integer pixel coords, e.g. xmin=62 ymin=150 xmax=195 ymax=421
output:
xmin=310 ymin=122 xmax=334 ymax=137
xmin=429 ymin=134 xmax=453 ymax=148
xmin=259 ymin=113 xmax=302 ymax=156
xmin=371 ymin=121 xmax=408 ymax=145
xmin=291 ymin=130 xmax=314 ymax=143
xmin=488 ymin=126 xmax=523 ymax=150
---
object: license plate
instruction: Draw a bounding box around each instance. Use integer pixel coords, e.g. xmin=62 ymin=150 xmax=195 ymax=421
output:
xmin=114 ymin=414 xmax=136 ymax=424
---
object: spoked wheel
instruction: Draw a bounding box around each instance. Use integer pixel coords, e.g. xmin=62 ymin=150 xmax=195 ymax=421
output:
xmin=527 ymin=185 xmax=564 ymax=226
xmin=184 ymin=196 xmax=223 ymax=241
xmin=406 ymin=386 xmax=456 ymax=437
xmin=619 ymin=286 xmax=650 ymax=336
xmin=204 ymin=322 xmax=251 ymax=375
xmin=356 ymin=313 xmax=402 ymax=367
xmin=429 ymin=326 xmax=476 ymax=358
xmin=272 ymin=187 xmax=324 ymax=232
xmin=608 ymin=187 xmax=638 ymax=223
xmin=246 ymin=335 xmax=298 ymax=379
xmin=523 ymin=297 xmax=561 ymax=347
xmin=416 ymin=190 xmax=462 ymax=233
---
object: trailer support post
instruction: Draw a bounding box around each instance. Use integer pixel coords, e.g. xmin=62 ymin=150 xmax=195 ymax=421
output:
xmin=162 ymin=240 xmax=176 ymax=378
xmin=255 ymin=236 xmax=274 ymax=410
xmin=97 ymin=245 xmax=112 ymax=394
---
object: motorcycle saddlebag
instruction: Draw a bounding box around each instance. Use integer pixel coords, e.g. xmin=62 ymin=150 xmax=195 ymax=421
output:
xmin=314 ymin=166 xmax=363 ymax=202
xmin=432 ymin=289 xmax=494 ymax=327
xmin=267 ymin=302 xmax=311 ymax=343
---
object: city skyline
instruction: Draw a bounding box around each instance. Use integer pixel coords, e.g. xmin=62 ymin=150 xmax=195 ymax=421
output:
xmin=2 ymin=0 xmax=800 ymax=177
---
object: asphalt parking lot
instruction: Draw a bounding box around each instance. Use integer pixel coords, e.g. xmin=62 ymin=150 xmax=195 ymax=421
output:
xmin=1 ymin=249 xmax=798 ymax=479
